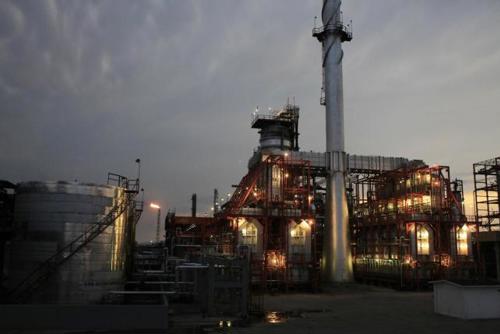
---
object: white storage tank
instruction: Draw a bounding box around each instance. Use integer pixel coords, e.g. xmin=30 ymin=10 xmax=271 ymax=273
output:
xmin=6 ymin=181 xmax=131 ymax=303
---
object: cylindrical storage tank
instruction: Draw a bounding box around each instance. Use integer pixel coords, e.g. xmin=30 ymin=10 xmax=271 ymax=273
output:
xmin=6 ymin=181 xmax=130 ymax=304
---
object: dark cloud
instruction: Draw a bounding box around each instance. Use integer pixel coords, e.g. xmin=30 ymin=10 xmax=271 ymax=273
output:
xmin=1 ymin=0 xmax=499 ymax=240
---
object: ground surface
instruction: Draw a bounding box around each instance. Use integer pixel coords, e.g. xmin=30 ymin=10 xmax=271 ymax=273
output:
xmin=230 ymin=285 xmax=500 ymax=334
xmin=3 ymin=285 xmax=500 ymax=333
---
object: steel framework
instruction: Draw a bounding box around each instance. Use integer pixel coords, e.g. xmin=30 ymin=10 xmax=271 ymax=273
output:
xmin=350 ymin=165 xmax=478 ymax=288
xmin=218 ymin=154 xmax=317 ymax=289
xmin=473 ymin=157 xmax=500 ymax=231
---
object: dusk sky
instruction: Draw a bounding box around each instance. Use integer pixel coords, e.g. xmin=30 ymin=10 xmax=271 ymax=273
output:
xmin=1 ymin=0 xmax=499 ymax=241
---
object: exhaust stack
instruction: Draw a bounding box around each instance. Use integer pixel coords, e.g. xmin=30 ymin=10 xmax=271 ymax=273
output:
xmin=313 ymin=0 xmax=353 ymax=283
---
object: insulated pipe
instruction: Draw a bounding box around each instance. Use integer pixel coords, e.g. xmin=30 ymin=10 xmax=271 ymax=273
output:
xmin=315 ymin=0 xmax=353 ymax=283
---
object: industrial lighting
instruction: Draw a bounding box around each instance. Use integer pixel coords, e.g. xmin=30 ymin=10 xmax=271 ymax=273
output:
xmin=150 ymin=203 xmax=161 ymax=243
xmin=456 ymin=225 xmax=469 ymax=256
xmin=417 ymin=226 xmax=430 ymax=255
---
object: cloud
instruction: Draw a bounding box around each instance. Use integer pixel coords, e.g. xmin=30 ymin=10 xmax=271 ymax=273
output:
xmin=1 ymin=0 xmax=499 ymax=240
xmin=0 ymin=2 xmax=24 ymax=44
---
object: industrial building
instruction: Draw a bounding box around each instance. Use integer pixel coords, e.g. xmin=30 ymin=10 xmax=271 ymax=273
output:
xmin=350 ymin=164 xmax=477 ymax=288
xmin=179 ymin=99 xmax=476 ymax=290
xmin=0 ymin=3 xmax=498 ymax=333
xmin=159 ymin=0 xmax=487 ymax=290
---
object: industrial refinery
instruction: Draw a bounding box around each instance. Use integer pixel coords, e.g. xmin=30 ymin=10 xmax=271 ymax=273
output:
xmin=1 ymin=0 xmax=500 ymax=332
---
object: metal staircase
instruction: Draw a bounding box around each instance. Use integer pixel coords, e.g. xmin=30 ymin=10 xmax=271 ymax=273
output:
xmin=7 ymin=178 xmax=140 ymax=303
xmin=222 ymin=158 xmax=269 ymax=217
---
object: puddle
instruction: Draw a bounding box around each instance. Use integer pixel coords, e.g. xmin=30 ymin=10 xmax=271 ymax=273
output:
xmin=265 ymin=311 xmax=288 ymax=324
xmin=264 ymin=308 xmax=332 ymax=324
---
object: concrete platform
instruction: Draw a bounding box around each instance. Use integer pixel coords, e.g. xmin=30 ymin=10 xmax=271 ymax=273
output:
xmin=3 ymin=285 xmax=500 ymax=333
xmin=0 ymin=304 xmax=169 ymax=332
xmin=233 ymin=285 xmax=500 ymax=334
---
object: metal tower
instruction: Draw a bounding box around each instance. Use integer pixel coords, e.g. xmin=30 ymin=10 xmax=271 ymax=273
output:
xmin=313 ymin=0 xmax=353 ymax=283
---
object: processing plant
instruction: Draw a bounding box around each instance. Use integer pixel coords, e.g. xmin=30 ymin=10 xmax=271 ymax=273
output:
xmin=188 ymin=101 xmax=477 ymax=289
xmin=0 ymin=3 xmax=498 ymax=328
xmin=164 ymin=0 xmax=491 ymax=290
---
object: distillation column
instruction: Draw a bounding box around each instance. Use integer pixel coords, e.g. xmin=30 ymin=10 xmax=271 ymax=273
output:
xmin=313 ymin=0 xmax=353 ymax=283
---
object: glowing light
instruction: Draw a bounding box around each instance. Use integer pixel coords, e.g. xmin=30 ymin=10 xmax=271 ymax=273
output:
xmin=416 ymin=226 xmax=430 ymax=255
xmin=267 ymin=251 xmax=286 ymax=268
xmin=456 ymin=225 xmax=468 ymax=256
xmin=240 ymin=222 xmax=257 ymax=247
xmin=440 ymin=254 xmax=451 ymax=267
xmin=266 ymin=311 xmax=286 ymax=324
xmin=285 ymin=173 xmax=289 ymax=178
xmin=422 ymin=195 xmax=431 ymax=205
xmin=150 ymin=203 xmax=160 ymax=209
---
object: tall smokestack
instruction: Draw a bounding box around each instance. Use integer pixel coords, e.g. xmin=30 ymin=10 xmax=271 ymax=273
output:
xmin=213 ymin=189 xmax=219 ymax=214
xmin=313 ymin=0 xmax=353 ymax=283
xmin=191 ymin=193 xmax=197 ymax=217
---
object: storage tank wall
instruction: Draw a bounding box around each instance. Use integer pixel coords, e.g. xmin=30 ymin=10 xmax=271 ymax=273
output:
xmin=7 ymin=181 xmax=129 ymax=303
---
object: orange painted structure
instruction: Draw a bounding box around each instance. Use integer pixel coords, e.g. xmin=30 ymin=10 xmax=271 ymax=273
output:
xmin=350 ymin=164 xmax=478 ymax=288
xmin=218 ymin=154 xmax=318 ymax=289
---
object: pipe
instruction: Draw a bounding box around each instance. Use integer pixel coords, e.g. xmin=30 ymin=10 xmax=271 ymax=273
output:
xmin=314 ymin=0 xmax=353 ymax=283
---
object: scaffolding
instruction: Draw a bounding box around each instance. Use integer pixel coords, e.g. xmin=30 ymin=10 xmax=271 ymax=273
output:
xmin=473 ymin=157 xmax=500 ymax=231
xmin=350 ymin=165 xmax=477 ymax=288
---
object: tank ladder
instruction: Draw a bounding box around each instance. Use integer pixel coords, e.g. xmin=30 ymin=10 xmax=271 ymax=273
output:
xmin=7 ymin=183 xmax=139 ymax=303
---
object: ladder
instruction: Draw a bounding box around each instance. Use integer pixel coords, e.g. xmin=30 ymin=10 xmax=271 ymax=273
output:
xmin=8 ymin=190 xmax=138 ymax=303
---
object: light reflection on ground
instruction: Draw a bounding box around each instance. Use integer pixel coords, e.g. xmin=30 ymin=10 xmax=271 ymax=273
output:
xmin=265 ymin=311 xmax=287 ymax=324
